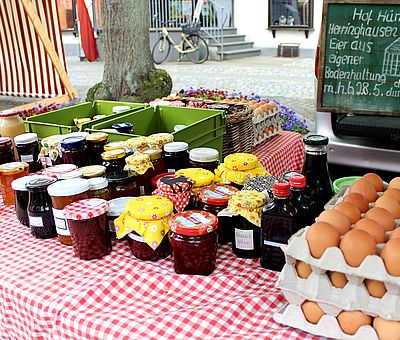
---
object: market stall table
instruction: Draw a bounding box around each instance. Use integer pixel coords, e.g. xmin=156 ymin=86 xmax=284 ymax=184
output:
xmin=0 ymin=202 xmax=319 ymax=340
xmin=253 ymin=131 xmax=305 ymax=178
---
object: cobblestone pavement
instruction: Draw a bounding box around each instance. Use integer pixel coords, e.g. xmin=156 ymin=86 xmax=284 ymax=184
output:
xmin=0 ymin=55 xmax=316 ymax=130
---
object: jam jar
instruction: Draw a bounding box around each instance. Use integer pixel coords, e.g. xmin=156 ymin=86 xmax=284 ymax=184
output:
xmin=147 ymin=133 xmax=173 ymax=149
xmin=0 ymin=137 xmax=15 ymax=164
xmin=65 ymin=198 xmax=111 ymax=260
xmin=88 ymin=177 xmax=111 ymax=200
xmin=106 ymin=171 xmax=139 ymax=199
xmin=124 ymin=152 xmax=154 ymax=195
xmin=189 ymin=148 xmax=220 ymax=172
xmin=152 ymin=174 xmax=195 ymax=212
xmin=175 ymin=167 xmax=214 ymax=194
xmin=60 ymin=136 xmax=89 ymax=167
xmin=86 ymin=132 xmax=108 ymax=165
xmin=114 ymin=196 xmax=173 ymax=261
xmin=47 ymin=178 xmax=90 ymax=245
xmin=107 ymin=197 xmax=134 ymax=239
xmin=44 ymin=164 xmax=78 ymax=179
xmin=143 ymin=148 xmax=165 ymax=177
xmin=124 ymin=137 xmax=149 ymax=152
xmin=228 ymin=190 xmax=266 ymax=259
xmin=58 ymin=170 xmax=83 ymax=180
xmin=169 ymin=210 xmax=218 ymax=276
xmin=111 ymin=122 xmax=133 ymax=134
xmin=197 ymin=184 xmax=239 ymax=244
xmin=14 ymin=133 xmax=41 ymax=173
xmin=163 ymin=142 xmax=189 ymax=172
xmin=39 ymin=135 xmax=64 ymax=167
xmin=26 ymin=177 xmax=57 ymax=239
xmin=78 ymin=165 xmax=106 ymax=179
xmin=0 ymin=162 xmax=29 ymax=205
xmin=102 ymin=149 xmax=126 ymax=174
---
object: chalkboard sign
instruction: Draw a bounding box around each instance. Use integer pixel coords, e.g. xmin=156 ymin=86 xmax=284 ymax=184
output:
xmin=317 ymin=0 xmax=400 ymax=116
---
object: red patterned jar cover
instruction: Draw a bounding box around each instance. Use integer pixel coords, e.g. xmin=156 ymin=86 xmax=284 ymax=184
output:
xmin=153 ymin=174 xmax=194 ymax=212
xmin=198 ymin=184 xmax=239 ymax=206
xmin=45 ymin=164 xmax=78 ymax=178
xmin=64 ymin=198 xmax=109 ymax=221
xmin=169 ymin=210 xmax=218 ymax=236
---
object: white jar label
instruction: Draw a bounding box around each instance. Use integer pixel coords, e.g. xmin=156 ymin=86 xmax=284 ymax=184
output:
xmin=29 ymin=215 xmax=43 ymax=227
xmin=53 ymin=208 xmax=70 ymax=236
xmin=167 ymin=168 xmax=176 ymax=173
xmin=140 ymin=185 xmax=145 ymax=196
xmin=128 ymin=233 xmax=146 ymax=243
xmin=20 ymin=154 xmax=34 ymax=162
xmin=235 ymin=228 xmax=254 ymax=250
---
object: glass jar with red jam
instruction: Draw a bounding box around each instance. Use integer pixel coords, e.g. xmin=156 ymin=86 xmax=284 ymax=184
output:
xmin=107 ymin=197 xmax=134 ymax=240
xmin=114 ymin=196 xmax=173 ymax=261
xmin=197 ymin=184 xmax=239 ymax=244
xmin=106 ymin=171 xmax=139 ymax=199
xmin=169 ymin=210 xmax=218 ymax=276
xmin=143 ymin=148 xmax=165 ymax=178
xmin=124 ymin=152 xmax=154 ymax=195
xmin=14 ymin=133 xmax=41 ymax=173
xmin=0 ymin=137 xmax=15 ymax=164
xmin=189 ymin=147 xmax=219 ymax=172
xmin=65 ymin=198 xmax=112 ymax=260
xmin=86 ymin=132 xmax=108 ymax=165
xmin=61 ymin=136 xmax=89 ymax=167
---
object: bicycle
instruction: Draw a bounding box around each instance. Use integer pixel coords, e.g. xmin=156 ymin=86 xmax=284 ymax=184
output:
xmin=151 ymin=18 xmax=209 ymax=64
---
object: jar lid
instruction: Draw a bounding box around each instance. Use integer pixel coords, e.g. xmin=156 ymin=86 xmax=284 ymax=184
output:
xmin=229 ymin=190 xmax=266 ymax=209
xmin=78 ymin=165 xmax=106 ymax=178
xmin=163 ymin=142 xmax=188 ymax=153
xmin=47 ymin=178 xmax=90 ymax=196
xmin=64 ymin=132 xmax=89 ymax=139
xmin=104 ymin=141 xmax=125 ymax=151
xmin=41 ymin=135 xmax=64 ymax=147
xmin=175 ymin=168 xmax=214 ymax=187
xmin=0 ymin=137 xmax=12 ymax=148
xmin=45 ymin=164 xmax=78 ymax=177
xmin=273 ymin=180 xmax=290 ymax=197
xmin=156 ymin=174 xmax=194 ymax=193
xmin=64 ymin=198 xmax=109 ymax=220
xmin=112 ymin=106 xmax=131 ymax=114
xmin=58 ymin=170 xmax=83 ymax=180
xmin=289 ymin=174 xmax=306 ymax=189
xmin=101 ymin=149 xmax=126 ymax=161
xmin=125 ymin=196 xmax=173 ymax=220
xmin=88 ymin=177 xmax=108 ymax=190
xmin=60 ymin=136 xmax=86 ymax=150
xmin=151 ymin=172 xmax=175 ymax=188
xmin=106 ymin=171 xmax=136 ymax=183
xmin=108 ymin=196 xmax=135 ymax=216
xmin=0 ymin=162 xmax=29 ymax=174
xmin=86 ymin=132 xmax=108 ymax=142
xmin=25 ymin=177 xmax=56 ymax=190
xmin=0 ymin=109 xmax=19 ymax=117
xmin=169 ymin=210 xmax=218 ymax=236
xmin=124 ymin=137 xmax=149 ymax=150
xmin=11 ymin=175 xmax=49 ymax=191
xmin=147 ymin=133 xmax=174 ymax=147
xmin=224 ymin=153 xmax=258 ymax=171
xmin=198 ymin=184 xmax=239 ymax=206
xmin=111 ymin=122 xmax=133 ymax=131
xmin=303 ymin=134 xmax=329 ymax=146
xmin=189 ymin=148 xmax=219 ymax=163
xmin=143 ymin=148 xmax=162 ymax=161
xmin=14 ymin=132 xmax=38 ymax=145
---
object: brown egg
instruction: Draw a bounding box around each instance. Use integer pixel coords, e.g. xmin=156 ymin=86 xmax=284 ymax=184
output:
xmin=328 ymin=271 xmax=348 ymax=288
xmin=337 ymin=310 xmax=372 ymax=335
xmin=373 ymin=317 xmax=400 ymax=340
xmin=260 ymin=104 xmax=269 ymax=112
xmin=306 ymin=222 xmax=340 ymax=259
xmin=388 ymin=177 xmax=400 ymax=190
xmin=301 ymin=301 xmax=325 ymax=324
xmin=389 ymin=228 xmax=400 ymax=240
xmin=375 ymin=196 xmax=400 ymax=219
xmin=318 ymin=209 xmax=351 ymax=235
xmin=363 ymin=173 xmax=384 ymax=192
xmin=365 ymin=207 xmax=395 ymax=231
xmin=364 ymin=279 xmax=387 ymax=298
xmin=350 ymin=179 xmax=378 ymax=202
xmin=295 ymin=260 xmax=312 ymax=279
xmin=334 ymin=202 xmax=361 ymax=224
xmin=381 ymin=238 xmax=400 ymax=276
xmin=384 ymin=188 xmax=400 ymax=203
xmin=343 ymin=193 xmax=370 ymax=213
xmin=253 ymin=102 xmax=261 ymax=109
xmin=354 ymin=218 xmax=386 ymax=244
xmin=340 ymin=229 xmax=376 ymax=267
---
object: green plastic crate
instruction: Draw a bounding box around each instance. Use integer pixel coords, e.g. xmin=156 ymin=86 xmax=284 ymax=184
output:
xmin=24 ymin=100 xmax=147 ymax=139
xmin=86 ymin=106 xmax=226 ymax=159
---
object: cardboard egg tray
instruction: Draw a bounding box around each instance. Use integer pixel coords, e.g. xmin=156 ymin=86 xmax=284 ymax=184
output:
xmin=252 ymin=107 xmax=280 ymax=124
xmin=277 ymin=262 xmax=400 ymax=320
xmin=253 ymin=115 xmax=282 ymax=146
xmin=273 ymin=303 xmax=379 ymax=340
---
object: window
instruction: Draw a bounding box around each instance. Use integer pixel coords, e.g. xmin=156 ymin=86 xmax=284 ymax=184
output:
xmin=57 ymin=0 xmax=75 ymax=30
xmin=269 ymin=0 xmax=313 ymax=29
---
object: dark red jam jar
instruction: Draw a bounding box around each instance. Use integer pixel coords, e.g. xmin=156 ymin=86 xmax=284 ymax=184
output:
xmin=106 ymin=171 xmax=139 ymax=199
xmin=127 ymin=231 xmax=170 ymax=261
xmin=61 ymin=136 xmax=89 ymax=168
xmin=189 ymin=147 xmax=220 ymax=172
xmin=197 ymin=184 xmax=239 ymax=244
xmin=14 ymin=133 xmax=41 ymax=173
xmin=0 ymin=137 xmax=15 ymax=164
xmin=169 ymin=210 xmax=218 ymax=276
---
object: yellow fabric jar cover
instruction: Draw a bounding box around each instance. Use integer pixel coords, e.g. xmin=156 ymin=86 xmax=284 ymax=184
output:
xmin=147 ymin=133 xmax=173 ymax=149
xmin=124 ymin=137 xmax=149 ymax=151
xmin=215 ymin=163 xmax=268 ymax=185
xmin=104 ymin=141 xmax=125 ymax=151
xmin=124 ymin=152 xmax=154 ymax=174
xmin=175 ymin=168 xmax=214 ymax=188
xmin=114 ymin=196 xmax=173 ymax=249
xmin=224 ymin=153 xmax=259 ymax=171
xmin=228 ymin=190 xmax=266 ymax=227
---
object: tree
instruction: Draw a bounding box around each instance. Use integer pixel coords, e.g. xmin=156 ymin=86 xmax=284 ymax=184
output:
xmin=87 ymin=0 xmax=172 ymax=102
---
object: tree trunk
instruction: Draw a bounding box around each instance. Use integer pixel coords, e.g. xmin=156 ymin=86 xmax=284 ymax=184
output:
xmin=87 ymin=0 xmax=172 ymax=102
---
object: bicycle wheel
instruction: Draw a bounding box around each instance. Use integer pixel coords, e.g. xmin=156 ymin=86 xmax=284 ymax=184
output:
xmin=184 ymin=34 xmax=209 ymax=64
xmin=152 ymin=37 xmax=171 ymax=64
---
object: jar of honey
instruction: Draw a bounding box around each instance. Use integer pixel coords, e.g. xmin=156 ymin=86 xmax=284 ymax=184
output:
xmin=0 ymin=162 xmax=29 ymax=205
xmin=88 ymin=177 xmax=111 ymax=200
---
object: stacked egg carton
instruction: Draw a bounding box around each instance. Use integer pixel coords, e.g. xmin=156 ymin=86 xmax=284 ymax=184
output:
xmin=274 ymin=176 xmax=400 ymax=339
xmin=252 ymin=105 xmax=281 ymax=146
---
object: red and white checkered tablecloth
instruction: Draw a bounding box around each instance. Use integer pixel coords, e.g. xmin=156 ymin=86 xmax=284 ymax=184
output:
xmin=253 ymin=131 xmax=305 ymax=178
xmin=0 ymin=202 xmax=320 ymax=340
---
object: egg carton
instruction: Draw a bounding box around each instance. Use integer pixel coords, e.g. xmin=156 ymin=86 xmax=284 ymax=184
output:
xmin=252 ymin=107 xmax=280 ymax=124
xmin=276 ymin=262 xmax=400 ymax=320
xmin=254 ymin=128 xmax=282 ymax=146
xmin=284 ymin=225 xmax=400 ymax=287
xmin=273 ymin=303 xmax=378 ymax=340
